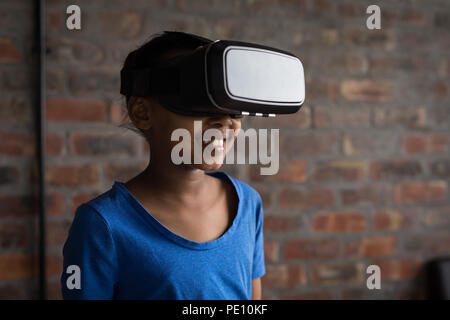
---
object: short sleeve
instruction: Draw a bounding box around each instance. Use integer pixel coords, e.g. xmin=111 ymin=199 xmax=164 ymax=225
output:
xmin=252 ymin=193 xmax=266 ymax=279
xmin=61 ymin=203 xmax=117 ymax=299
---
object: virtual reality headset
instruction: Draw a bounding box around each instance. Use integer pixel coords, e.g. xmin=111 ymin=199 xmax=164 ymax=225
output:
xmin=120 ymin=32 xmax=305 ymax=118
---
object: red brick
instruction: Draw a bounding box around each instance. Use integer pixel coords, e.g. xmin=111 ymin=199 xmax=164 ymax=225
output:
xmin=1 ymin=68 xmax=30 ymax=90
xmin=369 ymin=56 xmax=424 ymax=74
xmin=46 ymin=253 xmax=63 ymax=277
xmin=97 ymin=12 xmax=141 ymax=38
xmin=344 ymin=236 xmax=397 ymax=258
xmin=280 ymin=290 xmax=334 ymax=300
xmin=46 ymin=10 xmax=61 ymax=33
xmin=404 ymin=231 xmax=450 ymax=254
xmin=314 ymin=106 xmax=370 ymax=128
xmin=337 ymin=2 xmax=364 ymax=18
xmin=249 ymin=159 xmax=306 ymax=183
xmin=398 ymin=8 xmax=427 ymax=25
xmin=264 ymin=214 xmax=302 ymax=233
xmin=110 ymin=101 xmax=128 ymax=124
xmin=46 ymin=98 xmax=107 ymax=122
xmin=430 ymin=160 xmax=450 ymax=179
xmin=306 ymin=78 xmax=338 ymax=101
xmin=373 ymin=259 xmax=423 ymax=281
xmin=261 ymin=292 xmax=273 ymax=300
xmin=264 ymin=240 xmax=279 ymax=263
xmin=344 ymin=29 xmax=395 ymax=50
xmin=341 ymin=80 xmax=395 ymax=101
xmin=47 ymin=279 xmax=62 ymax=300
xmin=309 ymin=262 xmax=365 ymax=285
xmin=312 ymin=211 xmax=366 ymax=233
xmin=46 ymin=220 xmax=72 ymax=247
xmin=290 ymin=28 xmax=338 ymax=48
xmin=0 ymin=166 xmax=19 ymax=185
xmin=0 ymin=96 xmax=31 ymax=123
xmin=0 ymin=254 xmax=35 ymax=280
xmin=68 ymin=71 xmax=118 ymax=95
xmin=46 ymin=69 xmax=64 ymax=94
xmin=251 ymin=184 xmax=274 ymax=209
xmin=432 ymin=81 xmax=448 ymax=99
xmin=178 ymin=0 xmax=241 ymax=15
xmin=320 ymin=29 xmax=338 ymax=46
xmin=46 ymin=192 xmax=64 ymax=216
xmin=380 ymin=7 xmax=427 ymax=26
xmin=373 ymin=209 xmax=412 ymax=230
xmin=214 ymin=18 xmax=241 ymax=40
xmin=0 ymin=38 xmax=20 ymax=63
xmin=403 ymin=135 xmax=425 ymax=154
xmin=403 ymin=134 xmax=449 ymax=154
xmin=373 ymin=107 xmax=426 ymax=128
xmin=0 ymin=223 xmax=28 ymax=250
xmin=0 ymin=282 xmax=27 ymax=299
xmin=342 ymin=132 xmax=397 ymax=156
xmin=423 ymin=206 xmax=450 ymax=228
xmin=0 ymin=195 xmax=36 ymax=218
xmin=341 ymin=287 xmax=394 ymax=300
xmin=430 ymin=135 xmax=448 ymax=152
xmin=371 ymin=160 xmax=422 ymax=180
xmin=325 ymin=53 xmax=368 ymax=74
xmin=0 ymin=131 xmax=35 ymax=156
xmin=395 ymin=181 xmax=447 ymax=204
xmin=280 ymin=133 xmax=338 ymax=156
xmin=46 ymin=132 xmax=64 ymax=156
xmin=311 ymin=0 xmax=333 ymax=15
xmin=261 ymin=264 xmax=306 ymax=289
xmin=435 ymin=12 xmax=450 ymax=29
xmin=70 ymin=132 xmax=138 ymax=156
xmin=311 ymin=160 xmax=367 ymax=182
xmin=72 ymin=192 xmax=100 ymax=214
xmin=44 ymin=164 xmax=100 ymax=187
xmin=428 ymin=106 xmax=450 ymax=128
xmin=246 ymin=0 xmax=308 ymax=17
xmin=284 ymin=239 xmax=339 ymax=260
xmin=159 ymin=16 xmax=212 ymax=42
xmin=278 ymin=187 xmax=334 ymax=209
xmin=341 ymin=184 xmax=393 ymax=206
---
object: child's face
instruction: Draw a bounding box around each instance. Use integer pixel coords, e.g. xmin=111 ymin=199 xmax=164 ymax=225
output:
xmin=129 ymin=95 xmax=242 ymax=172
xmin=128 ymin=49 xmax=242 ymax=172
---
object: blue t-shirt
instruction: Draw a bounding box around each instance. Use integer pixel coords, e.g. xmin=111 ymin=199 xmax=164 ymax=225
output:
xmin=60 ymin=171 xmax=265 ymax=300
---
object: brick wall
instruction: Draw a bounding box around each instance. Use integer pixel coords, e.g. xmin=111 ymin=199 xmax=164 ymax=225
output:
xmin=0 ymin=0 xmax=449 ymax=299
xmin=0 ymin=0 xmax=41 ymax=299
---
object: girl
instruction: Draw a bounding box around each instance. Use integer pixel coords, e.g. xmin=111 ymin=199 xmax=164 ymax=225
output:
xmin=61 ymin=31 xmax=265 ymax=300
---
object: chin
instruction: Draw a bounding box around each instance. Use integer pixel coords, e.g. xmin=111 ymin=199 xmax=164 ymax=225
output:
xmin=193 ymin=161 xmax=224 ymax=172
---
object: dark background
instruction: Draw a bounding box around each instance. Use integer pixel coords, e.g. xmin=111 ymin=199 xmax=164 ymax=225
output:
xmin=0 ymin=0 xmax=449 ymax=299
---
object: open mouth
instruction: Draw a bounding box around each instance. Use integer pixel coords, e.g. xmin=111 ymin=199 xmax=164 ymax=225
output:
xmin=201 ymin=129 xmax=235 ymax=153
xmin=205 ymin=130 xmax=234 ymax=151
xmin=205 ymin=136 xmax=225 ymax=152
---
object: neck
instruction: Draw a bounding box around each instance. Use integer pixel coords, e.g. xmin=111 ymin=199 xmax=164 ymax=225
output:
xmin=130 ymin=153 xmax=215 ymax=210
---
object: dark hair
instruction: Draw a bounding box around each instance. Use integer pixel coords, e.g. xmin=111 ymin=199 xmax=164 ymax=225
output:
xmin=118 ymin=31 xmax=213 ymax=137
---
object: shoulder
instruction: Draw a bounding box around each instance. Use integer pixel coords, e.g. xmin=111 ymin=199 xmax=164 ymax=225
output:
xmin=223 ymin=172 xmax=263 ymax=209
xmin=73 ymin=184 xmax=120 ymax=228
xmin=225 ymin=173 xmax=261 ymax=199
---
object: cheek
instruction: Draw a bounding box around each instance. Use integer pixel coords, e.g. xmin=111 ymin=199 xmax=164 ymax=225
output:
xmin=230 ymin=122 xmax=242 ymax=141
xmin=166 ymin=119 xmax=200 ymax=151
xmin=233 ymin=120 xmax=242 ymax=132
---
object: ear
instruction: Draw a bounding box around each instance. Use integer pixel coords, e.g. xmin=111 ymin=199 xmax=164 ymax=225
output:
xmin=127 ymin=96 xmax=153 ymax=130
